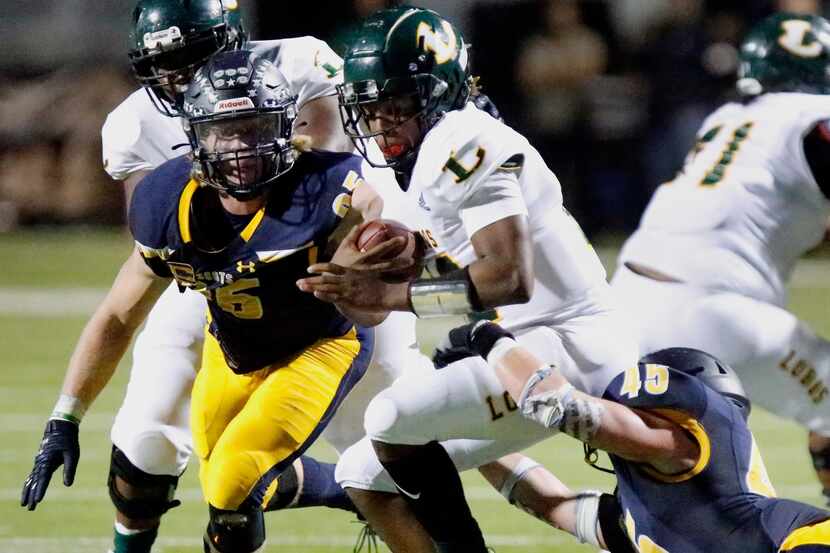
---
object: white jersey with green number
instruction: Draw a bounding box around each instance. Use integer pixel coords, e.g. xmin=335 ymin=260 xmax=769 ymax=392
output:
xmin=619 ymin=92 xmax=830 ymax=307
xmin=409 ymin=102 xmax=611 ymax=330
xmin=101 ymin=36 xmax=343 ymax=180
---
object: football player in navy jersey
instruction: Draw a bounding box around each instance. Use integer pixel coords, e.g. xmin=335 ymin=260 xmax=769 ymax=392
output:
xmin=20 ymin=50 xmax=396 ymax=553
xmin=455 ymin=320 xmax=830 ymax=553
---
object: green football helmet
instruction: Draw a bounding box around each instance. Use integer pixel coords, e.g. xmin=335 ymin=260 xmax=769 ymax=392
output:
xmin=338 ymin=6 xmax=472 ymax=171
xmin=737 ymin=12 xmax=830 ymax=96
xmin=128 ymin=0 xmax=246 ymax=116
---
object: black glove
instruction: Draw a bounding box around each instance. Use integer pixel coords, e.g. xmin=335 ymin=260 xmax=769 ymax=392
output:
xmin=432 ymin=323 xmax=478 ymax=368
xmin=21 ymin=419 xmax=80 ymax=511
xmin=466 ymin=320 xmax=514 ymax=359
xmin=433 ymin=321 xmax=515 ymax=368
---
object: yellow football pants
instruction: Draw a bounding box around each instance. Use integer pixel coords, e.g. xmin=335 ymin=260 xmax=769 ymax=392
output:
xmin=191 ymin=326 xmax=371 ymax=510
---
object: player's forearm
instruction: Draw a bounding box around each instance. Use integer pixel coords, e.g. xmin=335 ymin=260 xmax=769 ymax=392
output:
xmin=60 ymin=310 xmax=138 ymax=409
xmin=491 ymin=340 xmax=695 ymax=471
xmin=468 ymin=255 xmax=533 ymax=308
xmin=586 ymin=399 xmax=673 ymax=459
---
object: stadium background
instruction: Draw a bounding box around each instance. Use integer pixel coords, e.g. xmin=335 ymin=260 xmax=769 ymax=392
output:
xmin=1 ymin=0 xmax=830 ymax=551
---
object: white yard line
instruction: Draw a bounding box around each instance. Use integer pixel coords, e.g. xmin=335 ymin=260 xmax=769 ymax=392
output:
xmin=2 ymin=256 xmax=829 ymax=316
xmin=0 ymin=287 xmax=106 ymax=316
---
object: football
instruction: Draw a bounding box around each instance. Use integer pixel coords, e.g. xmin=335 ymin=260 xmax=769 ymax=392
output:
xmin=355 ymin=219 xmax=424 ymax=282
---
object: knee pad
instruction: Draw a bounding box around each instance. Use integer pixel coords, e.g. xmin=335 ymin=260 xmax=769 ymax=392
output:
xmin=334 ymin=438 xmax=398 ymax=494
xmin=204 ymin=502 xmax=265 ymax=553
xmin=108 ymin=445 xmax=181 ymax=520
xmin=363 ymin=392 xmax=401 ymax=442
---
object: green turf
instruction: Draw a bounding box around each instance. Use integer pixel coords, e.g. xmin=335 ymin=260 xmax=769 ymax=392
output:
xmin=0 ymin=228 xmax=825 ymax=552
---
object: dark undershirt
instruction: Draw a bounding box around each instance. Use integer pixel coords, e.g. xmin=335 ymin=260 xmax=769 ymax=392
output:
xmin=803 ymin=120 xmax=830 ymax=201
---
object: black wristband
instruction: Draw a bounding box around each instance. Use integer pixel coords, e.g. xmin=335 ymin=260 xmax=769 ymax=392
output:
xmin=468 ymin=321 xmax=514 ymax=359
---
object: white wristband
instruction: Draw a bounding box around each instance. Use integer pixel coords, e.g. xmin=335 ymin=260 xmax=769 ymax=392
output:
xmin=51 ymin=394 xmax=87 ymax=424
xmin=574 ymin=490 xmax=603 ymax=547
xmin=499 ymin=457 xmax=542 ymax=504
xmin=485 ymin=336 xmax=521 ymax=367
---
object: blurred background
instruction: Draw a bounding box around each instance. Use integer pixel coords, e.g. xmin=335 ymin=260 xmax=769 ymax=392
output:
xmin=4 ymin=2 xmax=830 ymax=551
xmin=1 ymin=0 xmax=828 ymax=238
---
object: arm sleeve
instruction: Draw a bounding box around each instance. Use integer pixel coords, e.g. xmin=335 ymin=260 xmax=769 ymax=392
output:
xmin=459 ymin=169 xmax=528 ymax=236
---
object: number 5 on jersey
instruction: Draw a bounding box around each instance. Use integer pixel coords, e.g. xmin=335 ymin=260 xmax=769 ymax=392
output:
xmin=620 ymin=364 xmax=669 ymax=399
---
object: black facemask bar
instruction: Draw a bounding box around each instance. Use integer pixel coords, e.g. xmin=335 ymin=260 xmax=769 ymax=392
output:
xmin=129 ymin=25 xmax=230 ymax=117
xmin=337 ymin=74 xmax=450 ymax=170
xmin=189 ymin=111 xmax=295 ymax=200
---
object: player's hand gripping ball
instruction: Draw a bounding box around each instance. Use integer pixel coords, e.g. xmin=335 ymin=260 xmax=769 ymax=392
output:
xmin=355 ymin=219 xmax=425 ymax=282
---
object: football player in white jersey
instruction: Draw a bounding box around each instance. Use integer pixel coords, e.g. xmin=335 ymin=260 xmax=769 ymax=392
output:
xmin=297 ymin=7 xmax=639 ymax=551
xmin=609 ymin=12 xmax=830 ymax=502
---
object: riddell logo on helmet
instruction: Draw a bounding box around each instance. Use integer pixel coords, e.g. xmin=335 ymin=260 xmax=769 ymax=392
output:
xmin=214 ymin=97 xmax=255 ymax=112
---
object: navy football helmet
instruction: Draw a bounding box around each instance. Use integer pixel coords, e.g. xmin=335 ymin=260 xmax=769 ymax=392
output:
xmin=182 ymin=50 xmax=298 ymax=201
xmin=640 ymin=347 xmax=751 ymax=420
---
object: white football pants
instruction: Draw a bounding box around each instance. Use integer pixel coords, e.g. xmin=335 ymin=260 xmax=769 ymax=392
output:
xmin=336 ymin=309 xmax=639 ymax=492
xmin=611 ymin=264 xmax=830 ymax=436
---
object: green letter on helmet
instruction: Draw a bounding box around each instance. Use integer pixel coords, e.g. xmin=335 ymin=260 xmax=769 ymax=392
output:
xmin=337 ymin=7 xmax=471 ymax=172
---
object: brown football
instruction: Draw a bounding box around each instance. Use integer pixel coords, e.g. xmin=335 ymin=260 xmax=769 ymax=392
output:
xmin=355 ymin=219 xmax=424 ymax=282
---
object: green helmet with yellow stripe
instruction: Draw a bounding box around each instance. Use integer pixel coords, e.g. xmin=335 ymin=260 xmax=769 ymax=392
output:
xmin=337 ymin=6 xmax=472 ymax=170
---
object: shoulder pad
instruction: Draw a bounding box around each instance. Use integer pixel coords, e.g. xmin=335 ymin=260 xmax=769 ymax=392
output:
xmin=317 ymin=151 xmax=366 ymax=190
xmin=128 ymin=156 xmax=191 ymax=253
xmin=101 ymin=90 xmax=147 ymax=180
xmin=249 ymin=37 xmax=343 ymax=105
xmin=414 ymin=105 xmax=526 ymax=206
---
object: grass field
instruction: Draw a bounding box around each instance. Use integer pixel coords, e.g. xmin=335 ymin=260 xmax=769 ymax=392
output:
xmin=1 ymin=227 xmax=829 ymax=553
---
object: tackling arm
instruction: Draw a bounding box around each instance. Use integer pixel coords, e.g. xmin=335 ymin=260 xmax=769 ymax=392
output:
xmin=472 ymin=323 xmax=699 ymax=475
xmin=322 ymin=180 xmax=391 ymax=327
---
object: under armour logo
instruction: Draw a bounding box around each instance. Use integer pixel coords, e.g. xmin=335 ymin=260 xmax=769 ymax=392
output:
xmin=236 ymin=260 xmax=256 ymax=273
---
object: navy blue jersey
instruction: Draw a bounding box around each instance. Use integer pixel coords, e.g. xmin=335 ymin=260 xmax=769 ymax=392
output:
xmin=129 ymin=151 xmax=366 ymax=374
xmin=603 ymin=364 xmax=830 ymax=552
